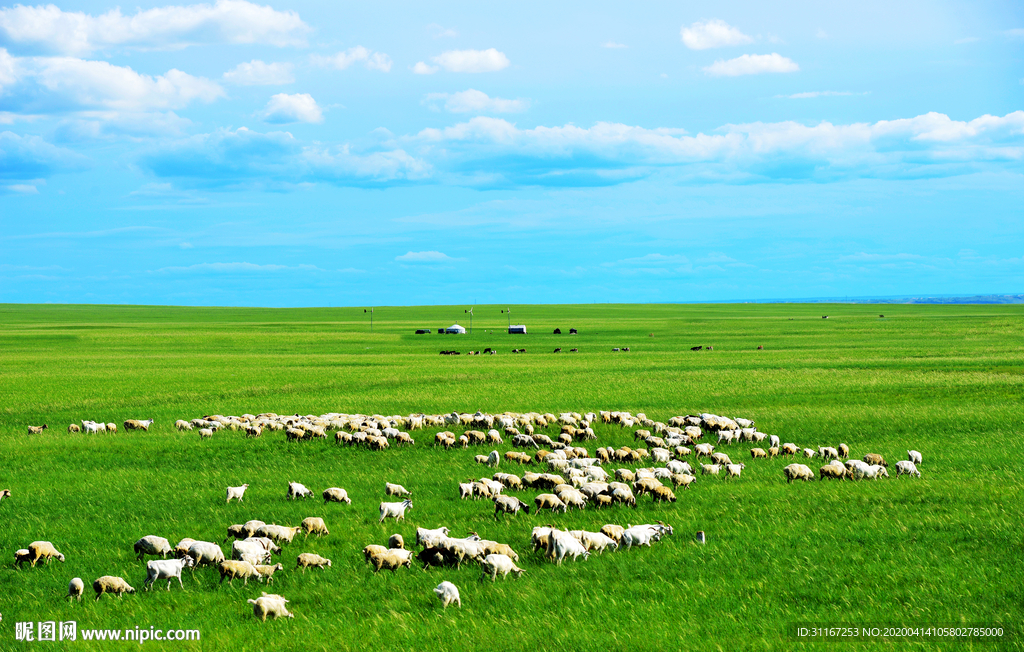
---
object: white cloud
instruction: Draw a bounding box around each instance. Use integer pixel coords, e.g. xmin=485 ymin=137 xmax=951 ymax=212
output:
xmin=395 ymin=251 xmax=457 ymax=262
xmin=311 ymin=46 xmax=392 ymax=72
xmin=1 ymin=52 xmax=223 ymax=115
xmin=262 ymin=93 xmax=323 ymax=124
xmin=424 ymin=89 xmax=528 ymax=113
xmin=0 ymin=0 xmax=310 ymax=56
xmin=412 ymin=61 xmax=438 ymax=74
xmin=427 ymin=24 xmax=458 ymax=38
xmin=954 ymin=37 xmax=979 ymax=45
xmin=602 ymin=41 xmax=627 ymax=49
xmin=431 ymin=48 xmax=510 ymax=73
xmin=704 ymin=53 xmax=799 ymax=77
xmin=223 ymin=60 xmax=293 ymax=85
xmin=6 ymin=183 xmax=39 ymax=194
xmin=681 ymin=19 xmax=753 ymax=50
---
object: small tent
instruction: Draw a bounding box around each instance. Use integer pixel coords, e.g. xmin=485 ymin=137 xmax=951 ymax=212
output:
xmin=445 ymin=324 xmax=467 ymax=334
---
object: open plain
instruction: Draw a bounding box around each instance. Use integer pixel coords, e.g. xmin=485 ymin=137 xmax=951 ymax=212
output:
xmin=1 ymin=303 xmax=1021 ymax=651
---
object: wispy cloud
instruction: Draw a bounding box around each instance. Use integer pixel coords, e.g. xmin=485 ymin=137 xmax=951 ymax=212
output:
xmin=681 ymin=19 xmax=753 ymax=50
xmin=420 ymin=48 xmax=510 ymax=73
xmin=602 ymin=41 xmax=627 ymax=49
xmin=704 ymin=53 xmax=799 ymax=76
xmin=424 ymin=89 xmax=528 ymax=113
xmin=395 ymin=251 xmax=459 ymax=263
xmin=427 ymin=24 xmax=458 ymax=38
xmin=223 ymin=60 xmax=294 ymax=85
xmin=954 ymin=37 xmax=979 ymax=45
xmin=153 ymin=262 xmax=325 ymax=274
xmin=0 ymin=1 xmax=310 ymax=56
xmin=311 ymin=47 xmax=392 ymax=72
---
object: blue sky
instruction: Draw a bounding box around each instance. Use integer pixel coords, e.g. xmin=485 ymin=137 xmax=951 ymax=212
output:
xmin=1 ymin=0 xmax=1022 ymax=306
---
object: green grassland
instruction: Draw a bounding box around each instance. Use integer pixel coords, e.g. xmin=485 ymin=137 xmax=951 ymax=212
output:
xmin=0 ymin=303 xmax=1021 ymax=651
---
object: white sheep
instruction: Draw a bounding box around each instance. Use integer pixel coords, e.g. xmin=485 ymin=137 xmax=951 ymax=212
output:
xmin=187 ymin=541 xmax=225 ymax=567
xmin=433 ymin=581 xmax=461 ymax=609
xmin=548 ymin=529 xmax=590 ymax=564
xmin=226 ymin=484 xmax=249 ymax=503
xmin=67 ymin=577 xmax=84 ymax=601
xmin=379 ymin=499 xmax=413 ymax=522
xmin=479 ymin=554 xmax=525 ymax=581
xmin=93 ymin=576 xmax=135 ymax=600
xmin=248 ymin=593 xmax=294 ymax=621
xmin=323 ymin=487 xmax=351 ymax=504
xmin=908 ymin=450 xmax=923 ymax=465
xmin=286 ymin=482 xmax=313 ymax=499
xmin=385 ymin=482 xmax=412 ymax=497
xmin=145 ymin=556 xmax=196 ymax=591
xmin=896 ymin=461 xmax=921 ymax=478
xmin=133 ymin=535 xmax=172 ymax=560
xmin=296 ymin=553 xmax=332 ymax=572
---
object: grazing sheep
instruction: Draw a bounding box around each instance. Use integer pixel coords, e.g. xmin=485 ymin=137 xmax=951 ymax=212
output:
xmin=700 ymin=463 xmax=721 ymax=476
xmin=534 ymin=493 xmax=567 ymax=513
xmin=599 ymin=524 xmax=625 ymax=544
xmin=547 ymin=529 xmax=591 ymax=564
xmin=296 ymin=553 xmax=332 ymax=572
xmin=27 ymin=424 xmax=48 ymax=434
xmin=724 ymin=463 xmax=745 ymax=480
xmin=385 ymin=482 xmax=412 ymax=497
xmin=248 ymin=592 xmax=293 ymax=621
xmin=134 ymin=536 xmax=172 ymax=560
xmin=67 ymin=424 xmax=81 ymax=433
xmin=480 ymin=554 xmax=525 ymax=581
xmin=857 ymin=464 xmax=890 ymax=480
xmin=750 ymin=448 xmax=767 ymax=459
xmin=199 ymin=428 xmax=214 ymax=439
xmin=301 ymin=517 xmax=329 ymax=537
xmin=418 ymin=547 xmax=461 ymax=570
xmin=14 ymin=548 xmax=32 ymax=567
xmin=895 ymin=460 xmax=921 ymax=477
xmin=123 ymin=419 xmax=154 ymax=431
xmin=802 ymin=448 xmax=816 ymax=458
xmin=621 ymin=523 xmax=673 ymax=548
xmin=243 ymin=537 xmax=281 ymax=555
xmin=783 ymin=463 xmax=815 ymax=483
xmin=226 ymin=484 xmax=249 ymax=503
xmin=367 ymin=549 xmax=412 ymax=573
xmin=379 ymin=499 xmax=413 ymax=523
xmin=908 ymin=450 xmax=923 ymax=465
xmin=146 ymin=556 xmax=196 ymax=590
xmin=434 ymin=581 xmax=461 ymax=609
xmin=26 ymin=541 xmax=65 ymax=566
xmin=838 ymin=443 xmax=850 ymax=459
xmin=651 ymin=485 xmax=677 ymax=503
xmin=323 ymin=487 xmax=351 ymax=504
xmin=863 ymin=454 xmax=888 ymax=467
xmin=493 ymin=495 xmax=530 ymax=518
xmin=670 ymin=473 xmax=696 ymax=489
xmin=781 ymin=443 xmax=799 ymax=456
xmin=388 ymin=533 xmax=405 ymax=549
xmin=175 ymin=420 xmax=193 ymax=431
xmin=232 ymin=541 xmax=271 ymax=566
xmin=106 ymin=423 xmax=117 ymax=433
xmin=610 ymin=485 xmax=636 ymax=507
xmin=286 ymin=482 xmax=313 ymax=499
xmin=173 ymin=538 xmax=197 ymax=558
xmin=819 ymin=464 xmax=846 ymax=481
xmin=818 ymin=446 xmax=839 ymax=460
xmin=241 ymin=520 xmax=266 ymax=538
xmin=255 ymin=525 xmax=302 ymax=545
xmin=67 ymin=577 xmax=84 ymax=601
xmin=254 ymin=563 xmax=284 ymax=584
xmin=0 ymin=488 xmax=10 ymax=504
xmin=416 ymin=526 xmax=451 ymax=549
xmin=768 ymin=446 xmax=779 ymax=458
xmin=187 ymin=541 xmax=225 ymax=567
xmin=93 ymin=576 xmax=135 ymax=600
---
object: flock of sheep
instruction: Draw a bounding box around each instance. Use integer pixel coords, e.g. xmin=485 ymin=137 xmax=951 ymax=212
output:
xmin=13 ymin=407 xmax=923 ymax=618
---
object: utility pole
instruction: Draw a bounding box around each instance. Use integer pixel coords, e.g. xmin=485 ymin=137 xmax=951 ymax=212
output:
xmin=501 ymin=307 xmax=510 ymax=331
xmin=364 ymin=308 xmax=373 ymax=333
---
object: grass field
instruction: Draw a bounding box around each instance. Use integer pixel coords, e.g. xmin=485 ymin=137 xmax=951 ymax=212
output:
xmin=1 ymin=303 xmax=1022 ymax=651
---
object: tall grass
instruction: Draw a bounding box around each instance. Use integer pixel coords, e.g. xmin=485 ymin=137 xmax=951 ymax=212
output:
xmin=0 ymin=303 xmax=1021 ymax=651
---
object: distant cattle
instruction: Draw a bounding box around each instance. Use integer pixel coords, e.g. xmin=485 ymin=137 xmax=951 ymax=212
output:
xmin=553 ymin=328 xmax=561 ymax=334
xmin=690 ymin=346 xmax=703 ymax=351
xmin=553 ymin=348 xmax=562 ymax=353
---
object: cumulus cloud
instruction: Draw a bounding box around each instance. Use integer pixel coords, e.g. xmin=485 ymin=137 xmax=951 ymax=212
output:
xmin=395 ymin=251 xmax=457 ymax=262
xmin=223 ymin=60 xmax=294 ymax=85
xmin=681 ymin=19 xmax=753 ymax=50
xmin=262 ymin=93 xmax=323 ymax=124
xmin=0 ymin=0 xmax=310 ymax=56
xmin=312 ymin=46 xmax=392 ymax=72
xmin=703 ymin=53 xmax=799 ymax=76
xmin=0 ymin=50 xmax=224 ymax=117
xmin=140 ymin=126 xmax=430 ymax=188
xmin=430 ymin=48 xmax=510 ymax=73
xmin=424 ymin=89 xmax=528 ymax=113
